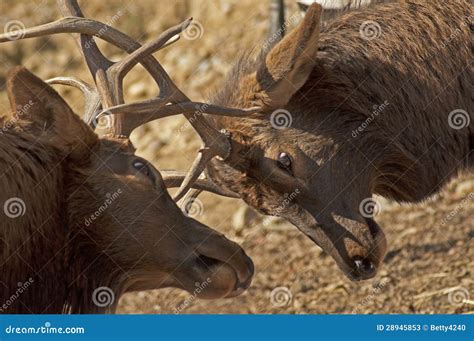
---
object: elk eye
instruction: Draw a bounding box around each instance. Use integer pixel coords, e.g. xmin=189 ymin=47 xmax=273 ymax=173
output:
xmin=132 ymin=160 xmax=150 ymax=176
xmin=277 ymin=152 xmax=292 ymax=173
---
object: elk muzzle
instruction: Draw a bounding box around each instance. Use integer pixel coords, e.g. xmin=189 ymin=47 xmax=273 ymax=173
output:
xmin=174 ymin=218 xmax=254 ymax=299
xmin=287 ymin=206 xmax=387 ymax=281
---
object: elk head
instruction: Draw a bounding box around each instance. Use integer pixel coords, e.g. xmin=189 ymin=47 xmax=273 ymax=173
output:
xmin=0 ymin=1 xmax=394 ymax=284
xmin=205 ymin=4 xmax=401 ymax=281
xmin=0 ymin=0 xmax=256 ymax=305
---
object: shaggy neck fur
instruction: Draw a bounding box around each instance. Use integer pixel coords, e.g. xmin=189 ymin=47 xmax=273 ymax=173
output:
xmin=0 ymin=121 xmax=121 ymax=314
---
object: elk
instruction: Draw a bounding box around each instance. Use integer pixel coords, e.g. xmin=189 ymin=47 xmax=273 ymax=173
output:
xmin=0 ymin=0 xmax=256 ymax=313
xmin=4 ymin=0 xmax=471 ymax=285
xmin=203 ymin=0 xmax=472 ymax=280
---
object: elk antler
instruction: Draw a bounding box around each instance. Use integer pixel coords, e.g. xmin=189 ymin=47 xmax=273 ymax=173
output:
xmin=0 ymin=0 xmax=256 ymax=200
xmin=45 ymin=77 xmax=101 ymax=126
xmin=161 ymin=171 xmax=239 ymax=199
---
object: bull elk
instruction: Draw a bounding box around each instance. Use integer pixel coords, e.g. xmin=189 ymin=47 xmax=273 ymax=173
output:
xmin=0 ymin=0 xmax=256 ymax=313
xmin=3 ymin=0 xmax=471 ymax=286
xmin=205 ymin=0 xmax=472 ymax=280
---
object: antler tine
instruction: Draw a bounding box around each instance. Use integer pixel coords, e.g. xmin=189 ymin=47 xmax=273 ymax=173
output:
xmin=56 ymin=0 xmax=197 ymax=140
xmin=46 ymin=76 xmax=94 ymax=94
xmin=58 ymin=0 xmax=126 ymax=137
xmin=0 ymin=17 xmax=107 ymax=43
xmin=54 ymin=2 xmax=246 ymax=200
xmin=46 ymin=77 xmax=101 ymax=127
xmin=99 ymin=100 xmax=259 ymax=117
xmin=0 ymin=14 xmax=167 ymax=95
xmin=110 ymin=20 xmax=189 ymax=91
xmin=96 ymin=100 xmax=260 ymax=135
xmin=161 ymin=171 xmax=239 ymax=198
xmin=0 ymin=11 xmax=171 ymax=132
xmin=55 ymin=1 xmax=240 ymax=200
xmin=0 ymin=0 xmax=258 ymax=200
xmin=173 ymin=147 xmax=218 ymax=201
xmin=57 ymin=1 xmax=112 ymax=76
xmin=56 ymin=1 xmax=247 ymax=200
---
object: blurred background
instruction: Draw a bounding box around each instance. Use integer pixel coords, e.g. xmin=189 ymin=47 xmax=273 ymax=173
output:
xmin=0 ymin=0 xmax=472 ymax=314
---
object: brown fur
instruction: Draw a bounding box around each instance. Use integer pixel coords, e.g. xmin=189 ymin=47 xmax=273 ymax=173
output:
xmin=0 ymin=67 xmax=253 ymax=313
xmin=207 ymin=0 xmax=472 ymax=279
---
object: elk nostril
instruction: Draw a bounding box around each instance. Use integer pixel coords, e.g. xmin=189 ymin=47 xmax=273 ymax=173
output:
xmin=353 ymin=257 xmax=376 ymax=276
xmin=197 ymin=255 xmax=221 ymax=268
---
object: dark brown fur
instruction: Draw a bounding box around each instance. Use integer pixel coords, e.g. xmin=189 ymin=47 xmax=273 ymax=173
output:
xmin=1 ymin=67 xmax=253 ymax=313
xmin=206 ymin=0 xmax=472 ymax=279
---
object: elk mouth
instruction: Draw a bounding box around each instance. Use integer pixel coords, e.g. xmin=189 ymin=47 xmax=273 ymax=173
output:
xmin=173 ymin=246 xmax=254 ymax=300
xmin=194 ymin=253 xmax=254 ymax=298
xmin=287 ymin=209 xmax=386 ymax=282
xmin=125 ymin=249 xmax=254 ymax=299
xmin=327 ymin=217 xmax=386 ymax=281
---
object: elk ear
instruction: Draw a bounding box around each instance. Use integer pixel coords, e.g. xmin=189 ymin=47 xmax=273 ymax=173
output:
xmin=7 ymin=66 xmax=98 ymax=160
xmin=258 ymin=3 xmax=322 ymax=108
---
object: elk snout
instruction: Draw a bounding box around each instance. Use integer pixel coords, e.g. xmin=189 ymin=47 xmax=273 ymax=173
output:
xmin=339 ymin=217 xmax=387 ymax=281
xmin=195 ymin=232 xmax=254 ymax=298
xmin=176 ymin=218 xmax=254 ymax=299
xmin=288 ymin=207 xmax=387 ymax=281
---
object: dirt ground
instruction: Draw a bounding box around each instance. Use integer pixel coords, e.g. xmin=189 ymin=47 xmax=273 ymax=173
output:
xmin=0 ymin=0 xmax=472 ymax=314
